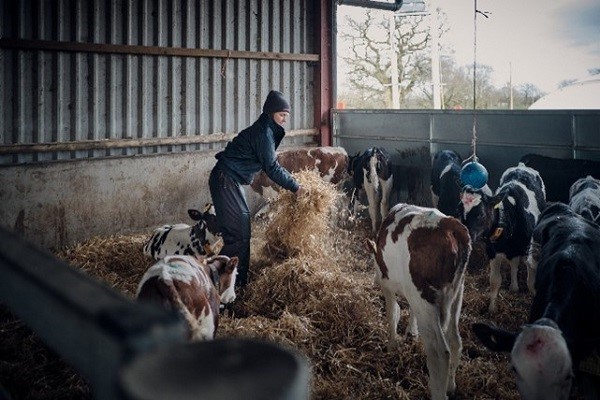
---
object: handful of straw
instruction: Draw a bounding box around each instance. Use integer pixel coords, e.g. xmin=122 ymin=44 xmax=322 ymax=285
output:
xmin=264 ymin=169 xmax=339 ymax=258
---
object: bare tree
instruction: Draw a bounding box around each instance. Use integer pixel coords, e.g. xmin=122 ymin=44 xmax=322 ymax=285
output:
xmin=338 ymin=9 xmax=431 ymax=108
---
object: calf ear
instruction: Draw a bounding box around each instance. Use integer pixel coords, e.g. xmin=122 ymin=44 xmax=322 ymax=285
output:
xmin=188 ymin=209 xmax=202 ymax=221
xmin=227 ymin=256 xmax=239 ymax=272
xmin=472 ymin=323 xmax=516 ymax=352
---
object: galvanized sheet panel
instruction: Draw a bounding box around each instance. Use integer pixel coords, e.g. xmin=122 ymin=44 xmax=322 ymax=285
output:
xmin=0 ymin=0 xmax=316 ymax=164
xmin=334 ymin=109 xmax=600 ymax=202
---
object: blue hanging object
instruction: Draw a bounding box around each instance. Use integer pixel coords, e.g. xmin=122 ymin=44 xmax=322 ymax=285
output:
xmin=460 ymin=156 xmax=488 ymax=189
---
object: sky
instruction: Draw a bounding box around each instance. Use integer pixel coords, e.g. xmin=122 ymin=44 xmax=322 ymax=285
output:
xmin=439 ymin=0 xmax=600 ymax=93
xmin=338 ymin=0 xmax=600 ymax=94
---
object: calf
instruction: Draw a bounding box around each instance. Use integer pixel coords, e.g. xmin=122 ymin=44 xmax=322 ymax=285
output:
xmin=136 ymin=254 xmax=238 ymax=340
xmin=459 ymin=162 xmax=546 ymax=313
xmin=431 ymin=150 xmax=492 ymax=217
xmin=250 ymin=146 xmax=348 ymax=200
xmin=569 ymin=175 xmax=600 ymax=224
xmin=143 ymin=203 xmax=222 ymax=260
xmin=431 ymin=150 xmax=463 ymax=216
xmin=368 ymin=204 xmax=471 ymax=400
xmin=474 ymin=202 xmax=600 ymax=400
xmin=348 ymin=147 xmax=393 ymax=232
xmin=520 ymin=153 xmax=600 ymax=203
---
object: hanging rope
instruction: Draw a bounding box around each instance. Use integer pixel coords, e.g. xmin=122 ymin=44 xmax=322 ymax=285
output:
xmin=468 ymin=0 xmax=490 ymax=162
xmin=460 ymin=0 xmax=490 ymax=189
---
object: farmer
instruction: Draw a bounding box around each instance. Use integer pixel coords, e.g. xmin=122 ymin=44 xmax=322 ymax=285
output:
xmin=209 ymin=90 xmax=305 ymax=287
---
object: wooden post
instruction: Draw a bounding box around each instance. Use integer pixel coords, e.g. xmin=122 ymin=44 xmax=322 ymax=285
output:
xmin=315 ymin=1 xmax=334 ymax=147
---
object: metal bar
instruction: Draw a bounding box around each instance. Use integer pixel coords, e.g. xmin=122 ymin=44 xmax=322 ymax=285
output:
xmin=334 ymin=133 xmax=597 ymax=153
xmin=0 ymin=225 xmax=187 ymax=400
xmin=0 ymin=37 xmax=320 ymax=62
xmin=338 ymin=0 xmax=404 ymax=12
xmin=0 ymin=129 xmax=317 ymax=154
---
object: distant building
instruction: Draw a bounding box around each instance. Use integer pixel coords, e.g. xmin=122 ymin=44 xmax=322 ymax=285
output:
xmin=529 ymin=77 xmax=600 ymax=110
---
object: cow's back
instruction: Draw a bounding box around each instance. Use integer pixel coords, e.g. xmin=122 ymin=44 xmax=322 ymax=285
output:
xmin=530 ymin=204 xmax=600 ymax=365
xmin=520 ymin=153 xmax=600 ymax=203
xmin=250 ymin=146 xmax=348 ymax=197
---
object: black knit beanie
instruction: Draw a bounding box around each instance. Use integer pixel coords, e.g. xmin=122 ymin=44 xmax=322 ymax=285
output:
xmin=262 ymin=90 xmax=290 ymax=114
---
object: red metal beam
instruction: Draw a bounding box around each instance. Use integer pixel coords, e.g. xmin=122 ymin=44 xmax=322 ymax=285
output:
xmin=314 ymin=0 xmax=333 ymax=147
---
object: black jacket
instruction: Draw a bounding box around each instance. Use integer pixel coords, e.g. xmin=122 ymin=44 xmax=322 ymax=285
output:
xmin=214 ymin=113 xmax=299 ymax=192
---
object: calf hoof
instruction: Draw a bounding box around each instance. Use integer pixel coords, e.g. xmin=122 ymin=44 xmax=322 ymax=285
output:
xmin=509 ymin=284 xmax=519 ymax=293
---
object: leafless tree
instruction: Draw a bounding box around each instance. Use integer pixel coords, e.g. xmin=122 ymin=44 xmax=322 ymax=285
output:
xmin=338 ymin=9 xmax=431 ymax=108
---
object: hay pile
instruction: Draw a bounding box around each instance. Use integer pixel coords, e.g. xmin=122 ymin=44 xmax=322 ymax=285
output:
xmin=6 ymin=169 xmax=585 ymax=399
xmin=262 ymin=169 xmax=340 ymax=259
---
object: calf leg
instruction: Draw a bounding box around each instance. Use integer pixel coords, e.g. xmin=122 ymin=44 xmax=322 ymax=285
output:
xmin=381 ymin=286 xmax=401 ymax=351
xmin=380 ymin=176 xmax=393 ymax=222
xmin=405 ymin=309 xmax=419 ymax=338
xmin=416 ymin=307 xmax=451 ymax=400
xmin=364 ymin=179 xmax=380 ymax=232
xmin=488 ymin=256 xmax=503 ymax=313
xmin=444 ymin=284 xmax=464 ymax=396
xmin=508 ymin=256 xmax=521 ymax=292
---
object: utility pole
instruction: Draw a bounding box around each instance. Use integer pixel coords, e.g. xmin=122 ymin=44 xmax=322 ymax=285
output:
xmin=509 ymin=62 xmax=514 ymax=110
xmin=429 ymin=0 xmax=442 ymax=109
xmin=389 ymin=12 xmax=400 ymax=108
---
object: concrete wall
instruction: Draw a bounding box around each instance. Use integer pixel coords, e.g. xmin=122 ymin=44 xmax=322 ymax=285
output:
xmin=0 ymin=151 xmax=266 ymax=250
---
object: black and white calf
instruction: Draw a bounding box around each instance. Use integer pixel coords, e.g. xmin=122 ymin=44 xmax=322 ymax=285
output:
xmin=474 ymin=202 xmax=600 ymax=400
xmin=368 ymin=204 xmax=471 ymax=400
xmin=569 ymin=175 xmax=600 ymax=224
xmin=459 ymin=162 xmax=546 ymax=313
xmin=431 ymin=150 xmax=492 ymax=217
xmin=348 ymin=147 xmax=393 ymax=232
xmin=431 ymin=150 xmax=463 ymax=216
xmin=143 ymin=203 xmax=222 ymax=260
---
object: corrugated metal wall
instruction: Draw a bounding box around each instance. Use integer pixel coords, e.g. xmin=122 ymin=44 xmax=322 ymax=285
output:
xmin=0 ymin=0 xmax=318 ymax=165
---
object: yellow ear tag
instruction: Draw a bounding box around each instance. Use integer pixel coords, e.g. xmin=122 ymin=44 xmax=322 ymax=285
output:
xmin=490 ymin=227 xmax=504 ymax=242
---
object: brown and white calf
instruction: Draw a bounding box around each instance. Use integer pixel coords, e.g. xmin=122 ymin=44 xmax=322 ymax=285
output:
xmin=136 ymin=254 xmax=238 ymax=341
xmin=250 ymin=146 xmax=348 ymax=200
xmin=368 ymin=204 xmax=471 ymax=400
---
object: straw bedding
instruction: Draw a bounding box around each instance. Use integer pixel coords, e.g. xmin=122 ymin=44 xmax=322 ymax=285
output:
xmin=2 ymin=169 xmax=571 ymax=399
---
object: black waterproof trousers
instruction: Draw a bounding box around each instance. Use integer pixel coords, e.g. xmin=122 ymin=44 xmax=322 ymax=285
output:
xmin=209 ymin=164 xmax=251 ymax=287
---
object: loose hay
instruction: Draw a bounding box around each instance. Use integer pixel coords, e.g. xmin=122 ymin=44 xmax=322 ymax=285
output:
xmin=263 ymin=169 xmax=340 ymax=259
xmin=3 ymin=186 xmax=588 ymax=399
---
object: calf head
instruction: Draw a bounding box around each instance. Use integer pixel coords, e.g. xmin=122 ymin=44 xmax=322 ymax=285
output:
xmin=188 ymin=203 xmax=222 ymax=253
xmin=473 ymin=318 xmax=573 ymax=400
xmin=204 ymin=255 xmax=238 ymax=304
xmin=188 ymin=203 xmax=219 ymax=235
xmin=459 ymin=186 xmax=506 ymax=242
xmin=568 ymin=175 xmax=600 ymax=200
